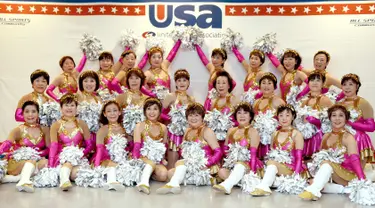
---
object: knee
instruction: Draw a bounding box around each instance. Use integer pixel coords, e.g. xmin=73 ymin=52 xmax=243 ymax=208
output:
xmin=218 ymin=168 xmax=229 ymax=180
xmin=70 ymin=167 xmax=79 ymax=181
xmin=156 ymin=168 xmax=168 ymax=182
xmin=37 ymin=159 xmax=48 ymax=170
xmin=25 ymin=160 xmax=37 ymax=166
xmin=62 ymin=162 xmax=73 ymax=169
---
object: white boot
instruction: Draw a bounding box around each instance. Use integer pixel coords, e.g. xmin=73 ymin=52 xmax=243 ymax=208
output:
xmin=16 ymin=162 xmax=35 ymax=193
xmin=104 ymin=167 xmax=124 ymax=191
xmin=1 ymin=174 xmax=21 ymax=183
xmin=322 ymin=183 xmax=345 ymax=194
xmin=251 ymin=164 xmax=278 ymax=196
xmin=137 ymin=164 xmax=153 ymax=195
xmin=156 ymin=165 xmax=187 ymax=195
xmin=213 ymin=163 xmax=246 ymax=194
xmin=59 ymin=166 xmax=72 ymax=191
xmin=301 ymin=163 xmax=333 ymax=199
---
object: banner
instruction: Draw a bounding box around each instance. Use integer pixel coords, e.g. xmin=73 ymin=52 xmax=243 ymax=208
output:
xmin=0 ymin=0 xmax=375 ymax=139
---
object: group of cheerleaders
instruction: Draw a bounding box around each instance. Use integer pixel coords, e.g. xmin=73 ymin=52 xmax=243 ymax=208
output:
xmin=0 ymin=40 xmax=374 ymax=206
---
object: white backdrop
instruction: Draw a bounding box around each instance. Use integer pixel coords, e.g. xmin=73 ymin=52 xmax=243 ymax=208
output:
xmin=1 ymin=1 xmax=375 ymax=140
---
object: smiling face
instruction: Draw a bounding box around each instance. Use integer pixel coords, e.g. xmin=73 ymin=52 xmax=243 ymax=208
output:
xmin=99 ymin=58 xmax=113 ymax=70
xmin=283 ymin=56 xmax=297 ymax=71
xmin=82 ymin=77 xmax=97 ymax=93
xmin=61 ymin=101 xmax=77 ymax=118
xmin=176 ymin=77 xmax=189 ymax=91
xmin=145 ymin=104 xmax=160 ymax=121
xmin=104 ymin=103 xmax=121 ymax=124
xmin=215 ymin=76 xmax=230 ymax=95
xmin=342 ymin=79 xmax=358 ymax=97
xmin=249 ymin=55 xmax=262 ymax=68
xmin=128 ymin=73 xmax=142 ymax=90
xmin=278 ymin=109 xmax=294 ymax=128
xmin=329 ymin=109 xmax=347 ymax=129
xmin=23 ymin=105 xmax=39 ymax=124
xmin=236 ymin=108 xmax=251 ymax=126
xmin=309 ymin=77 xmax=324 ymax=93
xmin=62 ymin=58 xmax=75 ymax=73
xmin=211 ymin=54 xmax=225 ymax=68
xmin=150 ymin=52 xmax=163 ymax=68
xmin=260 ymin=78 xmax=275 ymax=95
xmin=32 ymin=76 xmax=48 ymax=93
xmin=187 ymin=112 xmax=203 ymax=129
xmin=314 ymin=54 xmax=328 ymax=70
xmin=123 ymin=53 xmax=136 ymax=69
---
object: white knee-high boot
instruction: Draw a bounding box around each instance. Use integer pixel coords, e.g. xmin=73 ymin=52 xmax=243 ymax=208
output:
xmin=59 ymin=166 xmax=72 ymax=191
xmin=321 ymin=183 xmax=346 ymax=194
xmin=2 ymin=174 xmax=21 ymax=183
xmin=156 ymin=165 xmax=187 ymax=195
xmin=16 ymin=162 xmax=35 ymax=193
xmin=305 ymin=163 xmax=333 ymax=198
xmin=137 ymin=164 xmax=153 ymax=194
xmin=105 ymin=167 xmax=124 ymax=191
xmin=256 ymin=164 xmax=278 ymax=194
xmin=214 ymin=163 xmax=246 ymax=194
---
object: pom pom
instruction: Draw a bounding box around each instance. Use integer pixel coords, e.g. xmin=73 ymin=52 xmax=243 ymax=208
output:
xmin=167 ymin=105 xmax=188 ymax=136
xmin=220 ymin=28 xmax=244 ymax=52
xmin=208 ymin=89 xmax=218 ymax=101
xmin=171 ymin=25 xmax=204 ymax=51
xmin=39 ymin=102 xmax=61 ymax=127
xmin=59 ymin=146 xmax=88 ymax=166
xmin=204 ymin=109 xmax=233 ymax=141
xmin=286 ymin=85 xmax=303 ymax=109
xmin=266 ymin=148 xmax=293 ymax=164
xmin=75 ymin=166 xmax=106 ymax=188
xmin=307 ymin=147 xmax=346 ymax=177
xmin=116 ymin=159 xmax=145 ymax=186
xmin=253 ymin=33 xmax=277 ymax=53
xmin=152 ymin=85 xmax=169 ymax=100
xmin=223 ymin=143 xmax=250 ymax=169
xmin=170 ymin=25 xmax=185 ymax=42
xmin=294 ymin=105 xmax=320 ymax=139
xmin=122 ymin=105 xmax=145 ymax=135
xmin=106 ymin=134 xmax=128 ymax=164
xmin=348 ymin=108 xmax=360 ymax=123
xmin=0 ymin=160 xmax=7 ymax=181
xmin=275 ymin=174 xmax=308 ymax=195
xmin=145 ymin=36 xmax=166 ymax=52
xmin=347 ymin=179 xmax=375 ymax=206
xmin=253 ymin=110 xmax=278 ymax=145
xmin=33 ymin=167 xmax=60 ymax=188
xmin=140 ymin=137 xmax=166 ymax=164
xmin=241 ymin=89 xmax=260 ymax=106
xmin=79 ymin=33 xmax=103 ymax=61
xmin=77 ymin=102 xmax=101 ymax=132
xmin=120 ymin=29 xmax=140 ymax=49
xmin=12 ymin=147 xmax=41 ymax=162
xmin=325 ymin=87 xmax=340 ymax=104
xmin=97 ymin=88 xmax=116 ymax=102
xmin=240 ymin=172 xmax=261 ymax=193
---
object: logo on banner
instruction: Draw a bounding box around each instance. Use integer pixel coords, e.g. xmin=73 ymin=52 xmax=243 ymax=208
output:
xmin=0 ymin=17 xmax=31 ymax=26
xmin=149 ymin=5 xmax=222 ymax=29
xmin=142 ymin=31 xmax=156 ymax=38
xmin=350 ymin=18 xmax=375 ymax=27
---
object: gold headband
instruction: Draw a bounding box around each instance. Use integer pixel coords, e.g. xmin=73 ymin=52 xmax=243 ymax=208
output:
xmin=250 ymin=49 xmax=265 ymax=59
xmin=187 ymin=102 xmax=204 ymax=110
xmin=213 ymin=48 xmax=227 ymax=59
xmin=235 ymin=102 xmax=252 ymax=109
xmin=314 ymin=50 xmax=330 ymax=61
xmin=101 ymin=100 xmax=120 ymax=112
xmin=79 ymin=70 xmax=98 ymax=79
xmin=309 ymin=70 xmax=326 ymax=79
xmin=30 ymin=69 xmax=48 ymax=77
xmin=145 ymin=97 xmax=162 ymax=106
xmin=277 ymin=104 xmax=296 ymax=113
xmin=342 ymin=73 xmax=360 ymax=83
xmin=174 ymin=69 xmax=190 ymax=80
xmin=121 ymin=49 xmax=135 ymax=56
xmin=148 ymin=47 xmax=164 ymax=57
xmin=60 ymin=93 xmax=78 ymax=103
xmin=260 ymin=72 xmax=277 ymax=83
xmin=284 ymin=49 xmax=299 ymax=56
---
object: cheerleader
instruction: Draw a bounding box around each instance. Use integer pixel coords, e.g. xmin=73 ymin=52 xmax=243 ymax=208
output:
xmin=132 ymin=98 xmax=168 ymax=194
xmin=48 ymin=93 xmax=92 ymax=191
xmin=95 ymin=52 xmax=119 ymax=101
xmin=47 ymin=55 xmax=86 ymax=102
xmin=250 ymin=104 xmax=306 ymax=196
xmin=253 ymin=72 xmax=285 ymax=159
xmin=0 ymin=101 xmax=49 ymax=192
xmin=92 ymin=100 xmax=127 ymax=191
xmin=162 ymin=69 xmax=195 ymax=169
xmin=267 ymin=50 xmax=307 ymax=101
xmin=338 ymin=74 xmax=375 ymax=165
xmin=156 ymin=103 xmax=222 ymax=194
xmin=299 ymin=105 xmax=367 ymax=201
xmin=213 ymin=102 xmax=263 ymax=194
xmin=15 ymin=69 xmax=51 ymax=122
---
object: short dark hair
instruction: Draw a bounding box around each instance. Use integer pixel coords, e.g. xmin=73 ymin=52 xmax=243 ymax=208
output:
xmin=186 ymin=102 xmax=205 ymax=119
xmin=60 ymin=93 xmax=78 ymax=107
xmin=328 ymin=104 xmax=350 ymax=121
xmin=276 ymin=104 xmax=297 ymax=121
xmin=79 ymin=70 xmax=100 ymax=92
xmin=281 ymin=50 xmax=302 ymax=70
xmin=143 ymin=98 xmax=162 ymax=117
xmin=341 ymin=73 xmax=361 ymax=94
xmin=59 ymin=56 xmax=76 ymax=69
xmin=126 ymin=68 xmax=146 ymax=89
xmin=30 ymin=69 xmax=50 ymax=85
xmin=233 ymin=102 xmax=254 ymax=123
xmin=211 ymin=48 xmax=227 ymax=67
xmin=308 ymin=71 xmax=326 ymax=84
xmin=22 ymin=100 xmax=39 ymax=113
xmin=99 ymin=100 xmax=123 ymax=125
xmin=213 ymin=70 xmax=234 ymax=93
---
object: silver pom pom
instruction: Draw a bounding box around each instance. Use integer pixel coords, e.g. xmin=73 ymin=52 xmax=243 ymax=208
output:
xmin=348 ymin=108 xmax=360 ymax=123
xmin=12 ymin=147 xmax=41 ymax=162
xmin=241 ymin=89 xmax=260 ymax=106
xmin=79 ymin=33 xmax=103 ymax=61
xmin=253 ymin=110 xmax=278 ymax=145
xmin=145 ymin=36 xmax=166 ymax=52
xmin=152 ymin=86 xmax=169 ymax=100
xmin=347 ymin=179 xmax=375 ymax=206
xmin=0 ymin=160 xmax=7 ymax=181
xmin=307 ymin=147 xmax=346 ymax=177
xmin=204 ymin=109 xmax=233 ymax=141
xmin=116 ymin=159 xmax=145 ymax=186
xmin=106 ymin=134 xmax=128 ymax=164
xmin=97 ymin=88 xmax=116 ymax=102
xmin=167 ymin=105 xmax=188 ymax=136
xmin=59 ymin=146 xmax=88 ymax=166
xmin=33 ymin=167 xmax=60 ymax=188
xmin=223 ymin=143 xmax=250 ymax=169
xmin=208 ymin=89 xmax=218 ymax=100
xmin=294 ymin=105 xmax=320 ymax=139
xmin=253 ymin=33 xmax=277 ymax=53
xmin=140 ymin=137 xmax=166 ymax=164
xmin=325 ymin=87 xmax=340 ymax=104
xmin=75 ymin=166 xmax=106 ymax=188
xmin=320 ymin=109 xmax=332 ymax=134
xmin=182 ymin=26 xmax=205 ymax=51
xmin=170 ymin=25 xmax=186 ymax=43
xmin=220 ymin=28 xmax=244 ymax=52
xmin=266 ymin=148 xmax=293 ymax=164
xmin=120 ymin=29 xmax=140 ymax=49
xmin=39 ymin=102 xmax=61 ymax=127
xmin=240 ymin=172 xmax=261 ymax=193
xmin=78 ymin=102 xmax=101 ymax=133
xmin=275 ymin=174 xmax=308 ymax=195
xmin=122 ymin=105 xmax=145 ymax=135
xmin=286 ymin=85 xmax=303 ymax=109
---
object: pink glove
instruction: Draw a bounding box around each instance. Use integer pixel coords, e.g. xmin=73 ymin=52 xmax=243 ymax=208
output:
xmin=0 ymin=140 xmax=12 ymax=154
xmin=76 ymin=54 xmax=87 ymax=73
xmin=160 ymin=112 xmax=171 ymax=122
xmin=39 ymin=147 xmax=49 ymax=157
xmin=232 ymin=46 xmax=244 ymax=63
xmin=137 ymin=52 xmax=149 ymax=70
xmin=15 ymin=108 xmax=25 ymax=122
xmin=48 ymin=142 xmax=59 ymax=167
xmin=125 ymin=140 xmax=134 ymax=153
xmin=204 ymin=97 xmax=212 ymax=112
xmin=294 ymin=149 xmax=303 ymax=174
xmin=166 ymin=40 xmax=181 ymax=62
xmin=119 ymin=47 xmax=131 ymax=64
xmin=140 ymin=86 xmax=156 ymax=98
xmin=349 ymin=154 xmax=366 ymax=179
xmin=296 ymin=85 xmax=310 ymax=100
xmin=207 ymin=147 xmax=223 ymax=167
xmin=348 ymin=118 xmax=375 ymax=132
xmin=132 ymin=142 xmax=142 ymax=159
xmin=231 ymin=79 xmax=237 ymax=90
xmin=83 ymin=137 xmax=94 ymax=156
xmin=46 ymin=84 xmax=60 ymax=102
xmin=250 ymin=147 xmax=258 ymax=173
xmin=255 ymin=91 xmax=263 ymax=99
xmin=195 ymin=44 xmax=209 ymax=66
xmin=297 ymin=65 xmax=303 ymax=71
xmin=222 ymin=145 xmax=229 ymax=157
xmin=306 ymin=116 xmax=322 ymax=128
xmin=94 ymin=144 xmax=105 ymax=167
xmin=335 ymin=91 xmax=345 ymax=101
xmin=267 ymin=53 xmax=281 ymax=68
xmin=110 ymin=77 xmax=124 ymax=94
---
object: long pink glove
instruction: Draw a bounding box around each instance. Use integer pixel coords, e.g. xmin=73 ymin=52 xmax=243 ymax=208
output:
xmin=294 ymin=149 xmax=303 ymax=174
xmin=48 ymin=142 xmax=59 ymax=167
xmin=250 ymin=147 xmax=258 ymax=173
xmin=15 ymin=108 xmax=25 ymax=122
xmin=349 ymin=154 xmax=366 ymax=179
xmin=119 ymin=47 xmax=131 ymax=64
xmin=232 ymin=79 xmax=237 ymax=90
xmin=335 ymin=91 xmax=345 ymax=101
xmin=132 ymin=142 xmax=142 ymax=159
xmin=206 ymin=147 xmax=223 ymax=167
xmin=39 ymin=147 xmax=49 ymax=157
xmin=83 ymin=137 xmax=94 ymax=156
xmin=232 ymin=46 xmax=244 ymax=63
xmin=348 ymin=118 xmax=375 ymax=132
xmin=160 ymin=112 xmax=171 ymax=122
xmin=195 ymin=44 xmax=209 ymax=66
xmin=110 ymin=77 xmax=124 ymax=94
xmin=46 ymin=84 xmax=60 ymax=102
xmin=140 ymin=86 xmax=156 ymax=98
xmin=125 ymin=140 xmax=134 ymax=153
xmin=0 ymin=140 xmax=12 ymax=154
xmin=267 ymin=53 xmax=281 ymax=68
xmin=94 ymin=144 xmax=105 ymax=167
xmin=166 ymin=40 xmax=181 ymax=62
xmin=76 ymin=54 xmax=87 ymax=73
xmin=222 ymin=145 xmax=229 ymax=157
xmin=137 ymin=52 xmax=149 ymax=70
xmin=306 ymin=116 xmax=322 ymax=128
xmin=296 ymin=85 xmax=310 ymax=101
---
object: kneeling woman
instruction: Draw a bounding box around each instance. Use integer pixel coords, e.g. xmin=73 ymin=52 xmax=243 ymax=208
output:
xmin=0 ymin=101 xmax=49 ymax=192
xmin=213 ymin=102 xmax=263 ymax=194
xmin=133 ymin=98 xmax=168 ymax=194
xmin=250 ymin=104 xmax=306 ymax=196
xmin=156 ymin=103 xmax=223 ymax=194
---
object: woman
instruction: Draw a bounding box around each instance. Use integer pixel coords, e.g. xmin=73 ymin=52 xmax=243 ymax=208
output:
xmin=156 ymin=103 xmax=222 ymax=194
xmin=48 ymin=93 xmax=91 ymax=191
xmin=15 ymin=69 xmax=51 ymax=122
xmin=95 ymin=52 xmax=119 ymax=101
xmin=337 ymin=74 xmax=375 ymax=165
xmin=250 ymin=104 xmax=306 ymax=196
xmin=47 ymin=55 xmax=86 ymax=102
xmin=132 ymin=98 xmax=168 ymax=194
xmin=0 ymin=101 xmax=49 ymax=192
xmin=162 ymin=69 xmax=195 ymax=169
xmin=299 ymin=105 xmax=366 ymax=201
xmin=213 ymin=102 xmax=263 ymax=194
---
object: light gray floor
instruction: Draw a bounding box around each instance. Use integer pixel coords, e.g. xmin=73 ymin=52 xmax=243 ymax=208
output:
xmin=0 ymin=182 xmax=368 ymax=208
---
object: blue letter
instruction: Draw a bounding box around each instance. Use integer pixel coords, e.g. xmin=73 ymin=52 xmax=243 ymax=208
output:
xmin=149 ymin=5 xmax=173 ymax=28
xmin=197 ymin=5 xmax=222 ymax=29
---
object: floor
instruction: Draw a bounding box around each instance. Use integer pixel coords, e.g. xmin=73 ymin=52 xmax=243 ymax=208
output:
xmin=0 ymin=182 xmax=369 ymax=208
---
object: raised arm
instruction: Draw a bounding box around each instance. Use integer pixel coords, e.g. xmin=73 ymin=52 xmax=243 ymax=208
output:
xmin=74 ymin=53 xmax=87 ymax=75
xmin=232 ymin=47 xmax=250 ymax=73
xmin=162 ymin=39 xmax=182 ymax=70
xmin=266 ymin=52 xmax=286 ymax=74
xmin=195 ymin=44 xmax=215 ymax=74
xmin=46 ymin=76 xmax=63 ymax=102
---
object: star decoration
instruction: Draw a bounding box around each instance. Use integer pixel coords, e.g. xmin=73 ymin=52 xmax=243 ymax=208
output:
xmin=64 ymin=7 xmax=71 ymax=14
xmin=356 ymin=5 xmax=363 ymax=13
xmin=135 ymin=7 xmax=141 ymax=14
xmin=329 ymin=6 xmax=337 ymax=13
xmin=123 ymin=7 xmax=129 ymax=14
xmin=18 ymin=6 xmax=24 ymax=12
xmin=304 ymin=7 xmax=310 ymax=14
xmin=6 ymin=5 xmax=12 ymax=12
xmin=291 ymin=7 xmax=298 ymax=14
xmin=41 ymin=6 xmax=47 ymax=13
xmin=241 ymin=7 xmax=248 ymax=14
xmin=342 ymin=5 xmax=349 ymax=13
xmin=111 ymin=7 xmax=118 ymax=14
xmin=254 ymin=7 xmax=260 ymax=14
xmin=76 ymin=7 xmax=82 ymax=14
xmin=370 ymin=5 xmax=375 ymax=12
xmin=278 ymin=7 xmax=285 ymax=14
xmin=100 ymin=7 xmax=106 ymax=13
xmin=266 ymin=7 xmax=273 ymax=14
xmin=229 ymin=7 xmax=236 ymax=14
xmin=29 ymin=6 xmax=36 ymax=13
xmin=53 ymin=7 xmax=59 ymax=14
xmin=316 ymin=6 xmax=324 ymax=13
xmin=88 ymin=7 xmax=94 ymax=14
